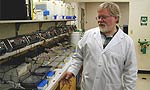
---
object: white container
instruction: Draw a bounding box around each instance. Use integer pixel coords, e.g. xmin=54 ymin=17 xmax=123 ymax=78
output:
xmin=34 ymin=1 xmax=55 ymax=20
xmin=55 ymin=1 xmax=62 ymax=19
xmin=71 ymin=32 xmax=81 ymax=45
xmin=35 ymin=10 xmax=43 ymax=20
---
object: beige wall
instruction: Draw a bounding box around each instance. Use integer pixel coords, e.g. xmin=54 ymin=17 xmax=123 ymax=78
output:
xmin=85 ymin=2 xmax=129 ymax=30
xmin=75 ymin=2 xmax=86 ymax=29
xmin=0 ymin=24 xmax=16 ymax=39
xmin=0 ymin=22 xmax=55 ymax=39
xmin=129 ymin=0 xmax=150 ymax=70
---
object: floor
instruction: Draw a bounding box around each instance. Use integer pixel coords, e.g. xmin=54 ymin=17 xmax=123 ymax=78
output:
xmin=136 ymin=74 xmax=150 ymax=90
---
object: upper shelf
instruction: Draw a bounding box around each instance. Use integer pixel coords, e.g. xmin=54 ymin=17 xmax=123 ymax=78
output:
xmin=0 ymin=19 xmax=75 ymax=24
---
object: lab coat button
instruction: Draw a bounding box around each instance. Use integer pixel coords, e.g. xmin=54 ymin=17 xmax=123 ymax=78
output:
xmin=98 ymin=65 xmax=101 ymax=67
xmin=96 ymin=77 xmax=99 ymax=79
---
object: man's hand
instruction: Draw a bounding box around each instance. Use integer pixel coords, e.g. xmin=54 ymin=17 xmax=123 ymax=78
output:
xmin=61 ymin=72 xmax=74 ymax=85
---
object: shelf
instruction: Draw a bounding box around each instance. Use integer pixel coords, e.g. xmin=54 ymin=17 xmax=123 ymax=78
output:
xmin=0 ymin=19 xmax=75 ymax=36
xmin=0 ymin=19 xmax=75 ymax=24
xmin=0 ymin=18 xmax=76 ymax=90
xmin=0 ymin=33 xmax=68 ymax=60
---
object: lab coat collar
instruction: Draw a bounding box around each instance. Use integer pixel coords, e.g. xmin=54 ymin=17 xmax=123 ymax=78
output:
xmin=103 ymin=28 xmax=124 ymax=52
xmin=93 ymin=27 xmax=124 ymax=52
xmin=93 ymin=27 xmax=103 ymax=50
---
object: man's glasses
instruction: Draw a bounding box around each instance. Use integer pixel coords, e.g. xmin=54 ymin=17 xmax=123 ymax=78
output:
xmin=96 ymin=15 xmax=113 ymax=20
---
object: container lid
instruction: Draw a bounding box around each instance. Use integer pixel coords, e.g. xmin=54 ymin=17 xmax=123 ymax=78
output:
xmin=37 ymin=79 xmax=48 ymax=87
xmin=43 ymin=10 xmax=50 ymax=16
xmin=47 ymin=71 xmax=55 ymax=77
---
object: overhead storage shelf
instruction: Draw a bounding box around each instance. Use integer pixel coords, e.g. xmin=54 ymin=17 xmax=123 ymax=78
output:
xmin=0 ymin=19 xmax=75 ymax=24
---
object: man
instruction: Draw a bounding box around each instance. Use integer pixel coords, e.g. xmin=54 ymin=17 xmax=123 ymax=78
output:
xmin=62 ymin=2 xmax=137 ymax=90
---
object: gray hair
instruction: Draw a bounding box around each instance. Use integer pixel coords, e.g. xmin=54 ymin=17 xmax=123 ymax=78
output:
xmin=98 ymin=2 xmax=121 ymax=23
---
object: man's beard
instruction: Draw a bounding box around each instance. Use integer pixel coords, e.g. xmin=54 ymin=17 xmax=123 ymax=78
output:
xmin=99 ymin=23 xmax=110 ymax=33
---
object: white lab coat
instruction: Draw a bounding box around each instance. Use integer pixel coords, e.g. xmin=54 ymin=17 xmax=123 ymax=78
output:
xmin=67 ymin=27 xmax=137 ymax=90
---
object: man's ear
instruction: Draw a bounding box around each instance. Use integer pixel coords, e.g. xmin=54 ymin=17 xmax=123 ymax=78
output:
xmin=114 ymin=16 xmax=119 ymax=23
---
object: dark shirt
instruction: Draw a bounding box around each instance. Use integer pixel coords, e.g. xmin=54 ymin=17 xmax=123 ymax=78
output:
xmin=100 ymin=26 xmax=119 ymax=48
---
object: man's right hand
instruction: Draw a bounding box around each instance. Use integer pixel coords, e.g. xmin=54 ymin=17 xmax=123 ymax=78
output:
xmin=61 ymin=72 xmax=74 ymax=85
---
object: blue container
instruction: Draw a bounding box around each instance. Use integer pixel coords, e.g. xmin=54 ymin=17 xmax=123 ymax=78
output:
xmin=72 ymin=15 xmax=76 ymax=19
xmin=47 ymin=71 xmax=55 ymax=77
xmin=37 ymin=79 xmax=48 ymax=87
xmin=62 ymin=15 xmax=65 ymax=19
xmin=66 ymin=16 xmax=71 ymax=19
xmin=54 ymin=15 xmax=57 ymax=20
xmin=43 ymin=10 xmax=49 ymax=16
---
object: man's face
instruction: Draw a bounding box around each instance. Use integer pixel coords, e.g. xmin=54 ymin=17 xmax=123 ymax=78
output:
xmin=97 ymin=9 xmax=118 ymax=33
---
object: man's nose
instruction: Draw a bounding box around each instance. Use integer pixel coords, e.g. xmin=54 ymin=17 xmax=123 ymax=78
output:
xmin=98 ymin=18 xmax=104 ymax=22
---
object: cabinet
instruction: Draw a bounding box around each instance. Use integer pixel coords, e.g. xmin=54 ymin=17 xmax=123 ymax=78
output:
xmin=0 ymin=0 xmax=27 ymax=20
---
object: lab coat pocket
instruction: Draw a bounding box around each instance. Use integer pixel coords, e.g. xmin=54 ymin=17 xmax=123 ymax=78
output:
xmin=81 ymin=72 xmax=89 ymax=90
xmin=109 ymin=52 xmax=124 ymax=70
xmin=105 ymin=83 xmax=123 ymax=90
xmin=81 ymin=75 xmax=86 ymax=90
